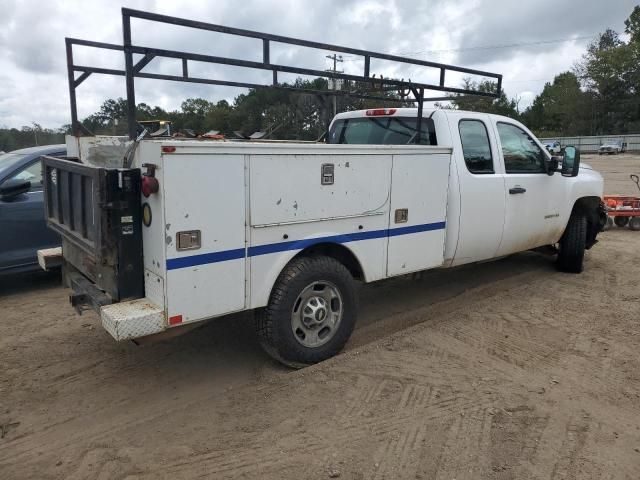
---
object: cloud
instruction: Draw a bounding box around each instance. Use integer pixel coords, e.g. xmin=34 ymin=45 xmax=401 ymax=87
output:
xmin=0 ymin=0 xmax=636 ymax=128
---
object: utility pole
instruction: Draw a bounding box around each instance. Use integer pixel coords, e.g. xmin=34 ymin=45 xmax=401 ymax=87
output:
xmin=325 ymin=54 xmax=343 ymax=117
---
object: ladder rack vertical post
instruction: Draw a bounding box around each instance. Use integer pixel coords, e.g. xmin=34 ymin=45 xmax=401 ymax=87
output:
xmin=415 ymin=88 xmax=424 ymax=144
xmin=122 ymin=10 xmax=137 ymax=140
xmin=65 ymin=39 xmax=80 ymax=136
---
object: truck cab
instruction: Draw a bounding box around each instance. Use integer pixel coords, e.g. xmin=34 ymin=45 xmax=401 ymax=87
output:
xmin=328 ymin=108 xmax=604 ymax=268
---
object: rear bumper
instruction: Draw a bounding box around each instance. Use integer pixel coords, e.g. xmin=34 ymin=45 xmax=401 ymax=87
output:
xmin=68 ymin=270 xmax=112 ymax=313
xmin=65 ymin=266 xmax=166 ymax=341
xmin=101 ymin=299 xmax=165 ymax=341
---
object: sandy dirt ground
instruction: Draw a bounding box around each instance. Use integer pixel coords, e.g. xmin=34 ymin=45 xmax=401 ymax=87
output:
xmin=1 ymin=153 xmax=639 ymax=479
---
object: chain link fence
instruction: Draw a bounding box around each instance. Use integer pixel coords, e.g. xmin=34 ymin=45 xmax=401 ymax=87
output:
xmin=539 ymin=134 xmax=640 ymax=152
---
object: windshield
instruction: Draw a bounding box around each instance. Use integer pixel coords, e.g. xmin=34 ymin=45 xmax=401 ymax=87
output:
xmin=0 ymin=153 xmax=27 ymax=177
xmin=328 ymin=116 xmax=437 ymax=145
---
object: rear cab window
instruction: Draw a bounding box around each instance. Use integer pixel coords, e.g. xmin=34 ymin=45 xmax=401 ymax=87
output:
xmin=328 ymin=116 xmax=437 ymax=145
xmin=458 ymin=119 xmax=494 ymax=174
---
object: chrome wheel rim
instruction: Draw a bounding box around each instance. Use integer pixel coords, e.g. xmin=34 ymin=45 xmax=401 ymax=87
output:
xmin=291 ymin=281 xmax=343 ymax=348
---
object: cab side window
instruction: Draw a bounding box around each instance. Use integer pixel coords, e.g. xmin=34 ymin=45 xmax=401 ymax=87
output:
xmin=9 ymin=161 xmax=42 ymax=189
xmin=497 ymin=122 xmax=546 ymax=174
xmin=458 ymin=119 xmax=494 ymax=174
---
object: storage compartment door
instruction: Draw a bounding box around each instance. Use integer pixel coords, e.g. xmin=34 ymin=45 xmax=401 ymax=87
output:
xmin=163 ymin=154 xmax=246 ymax=323
xmin=386 ymin=153 xmax=450 ymax=277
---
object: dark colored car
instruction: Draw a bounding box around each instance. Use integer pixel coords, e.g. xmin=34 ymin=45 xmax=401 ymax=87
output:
xmin=0 ymin=144 xmax=66 ymax=274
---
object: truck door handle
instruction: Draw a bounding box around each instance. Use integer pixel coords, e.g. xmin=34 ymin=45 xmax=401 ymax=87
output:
xmin=509 ymin=187 xmax=526 ymax=194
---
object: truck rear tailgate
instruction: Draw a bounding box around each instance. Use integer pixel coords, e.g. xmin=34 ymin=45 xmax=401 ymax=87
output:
xmin=42 ymin=156 xmax=144 ymax=308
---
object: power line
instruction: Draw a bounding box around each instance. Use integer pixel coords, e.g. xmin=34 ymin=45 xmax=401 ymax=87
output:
xmin=399 ymin=35 xmax=596 ymax=56
xmin=341 ymin=35 xmax=596 ymax=61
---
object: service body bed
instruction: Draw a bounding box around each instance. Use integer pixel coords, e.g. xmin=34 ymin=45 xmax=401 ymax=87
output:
xmin=44 ymin=141 xmax=451 ymax=340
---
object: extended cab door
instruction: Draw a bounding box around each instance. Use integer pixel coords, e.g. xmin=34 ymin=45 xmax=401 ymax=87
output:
xmin=449 ymin=114 xmax=506 ymax=265
xmin=492 ymin=120 xmax=565 ymax=256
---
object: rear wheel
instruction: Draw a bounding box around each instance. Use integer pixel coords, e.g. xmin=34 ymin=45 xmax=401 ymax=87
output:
xmin=256 ymin=255 xmax=357 ymax=368
xmin=629 ymin=217 xmax=640 ymax=231
xmin=614 ymin=216 xmax=629 ymax=227
xmin=557 ymin=212 xmax=587 ymax=273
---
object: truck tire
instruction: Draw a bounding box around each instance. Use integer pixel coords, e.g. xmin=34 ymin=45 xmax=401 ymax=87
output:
xmin=629 ymin=217 xmax=640 ymax=231
xmin=614 ymin=216 xmax=629 ymax=227
xmin=256 ymin=255 xmax=357 ymax=367
xmin=557 ymin=212 xmax=587 ymax=273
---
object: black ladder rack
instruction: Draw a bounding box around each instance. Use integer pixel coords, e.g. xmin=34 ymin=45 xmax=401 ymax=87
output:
xmin=65 ymin=7 xmax=503 ymax=142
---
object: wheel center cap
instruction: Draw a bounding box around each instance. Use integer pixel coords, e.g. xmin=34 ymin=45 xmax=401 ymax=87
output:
xmin=315 ymin=308 xmax=326 ymax=322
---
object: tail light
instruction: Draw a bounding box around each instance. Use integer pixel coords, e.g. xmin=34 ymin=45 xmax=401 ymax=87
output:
xmin=141 ymin=163 xmax=159 ymax=197
xmin=365 ymin=108 xmax=397 ymax=116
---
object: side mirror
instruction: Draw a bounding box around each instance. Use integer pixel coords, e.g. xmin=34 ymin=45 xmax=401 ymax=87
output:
xmin=0 ymin=178 xmax=31 ymax=200
xmin=544 ymin=156 xmax=559 ymax=175
xmin=561 ymin=146 xmax=580 ymax=177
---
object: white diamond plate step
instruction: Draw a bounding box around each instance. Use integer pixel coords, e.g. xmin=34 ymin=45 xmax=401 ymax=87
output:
xmin=101 ymin=299 xmax=165 ymax=341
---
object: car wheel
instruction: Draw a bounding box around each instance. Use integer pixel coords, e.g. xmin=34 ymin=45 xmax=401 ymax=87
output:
xmin=256 ymin=255 xmax=357 ymax=368
xmin=629 ymin=217 xmax=640 ymax=231
xmin=614 ymin=216 xmax=629 ymax=228
xmin=557 ymin=212 xmax=587 ymax=273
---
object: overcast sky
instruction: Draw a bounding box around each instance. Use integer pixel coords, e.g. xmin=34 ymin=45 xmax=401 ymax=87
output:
xmin=0 ymin=0 xmax=637 ymax=129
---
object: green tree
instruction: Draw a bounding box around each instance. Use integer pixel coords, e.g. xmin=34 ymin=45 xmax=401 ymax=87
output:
xmin=449 ymin=79 xmax=520 ymax=119
xmin=521 ymin=72 xmax=590 ymax=137
xmin=625 ymin=5 xmax=640 ymax=43
xmin=574 ymin=10 xmax=640 ymax=134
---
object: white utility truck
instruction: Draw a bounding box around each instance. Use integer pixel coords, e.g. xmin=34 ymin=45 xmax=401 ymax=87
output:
xmin=42 ymin=7 xmax=605 ymax=366
xmin=43 ymin=107 xmax=604 ymax=366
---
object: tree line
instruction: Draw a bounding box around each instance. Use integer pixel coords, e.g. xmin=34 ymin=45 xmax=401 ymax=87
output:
xmin=453 ymin=6 xmax=640 ymax=137
xmin=1 ymin=6 xmax=638 ymax=152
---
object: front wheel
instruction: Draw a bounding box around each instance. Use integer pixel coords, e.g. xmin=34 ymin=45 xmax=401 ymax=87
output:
xmin=557 ymin=212 xmax=587 ymax=273
xmin=256 ymin=255 xmax=357 ymax=367
xmin=629 ymin=217 xmax=640 ymax=231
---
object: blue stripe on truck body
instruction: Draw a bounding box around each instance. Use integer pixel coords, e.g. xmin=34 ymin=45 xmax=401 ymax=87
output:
xmin=166 ymin=221 xmax=446 ymax=271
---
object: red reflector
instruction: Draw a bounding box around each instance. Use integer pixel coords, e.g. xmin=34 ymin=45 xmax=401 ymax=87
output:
xmin=169 ymin=315 xmax=183 ymax=325
xmin=141 ymin=176 xmax=159 ymax=197
xmin=162 ymin=146 xmax=176 ymax=153
xmin=365 ymin=108 xmax=397 ymax=116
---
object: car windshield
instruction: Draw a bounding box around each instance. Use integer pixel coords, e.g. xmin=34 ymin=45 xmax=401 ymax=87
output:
xmin=0 ymin=152 xmax=27 ymax=177
xmin=328 ymin=116 xmax=437 ymax=145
